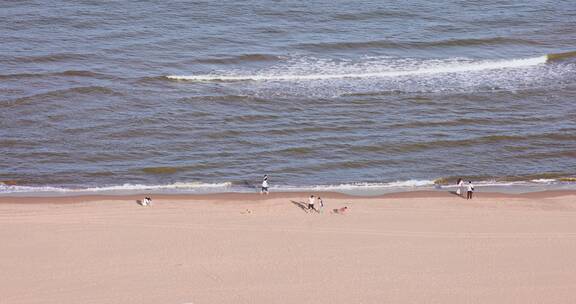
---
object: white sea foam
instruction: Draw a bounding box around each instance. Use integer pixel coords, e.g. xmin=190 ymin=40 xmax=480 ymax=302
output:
xmin=0 ymin=182 xmax=232 ymax=194
xmin=0 ymin=180 xmax=434 ymax=194
xmin=1 ymin=178 xmax=574 ymax=195
xmin=446 ymin=181 xmax=525 ymax=188
xmin=270 ymin=180 xmax=435 ymax=192
xmin=167 ymin=56 xmax=547 ymax=82
xmin=530 ymin=179 xmax=558 ymax=184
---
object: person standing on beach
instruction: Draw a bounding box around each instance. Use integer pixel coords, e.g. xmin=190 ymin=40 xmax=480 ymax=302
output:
xmin=456 ymin=178 xmax=463 ymax=196
xmin=317 ymin=197 xmax=324 ymax=213
xmin=466 ymin=181 xmax=474 ymax=199
xmin=308 ymin=195 xmax=316 ymax=212
xmin=261 ymin=175 xmax=269 ymax=194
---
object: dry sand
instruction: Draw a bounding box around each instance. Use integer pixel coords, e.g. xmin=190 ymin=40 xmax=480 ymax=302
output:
xmin=1 ymin=191 xmax=576 ymax=303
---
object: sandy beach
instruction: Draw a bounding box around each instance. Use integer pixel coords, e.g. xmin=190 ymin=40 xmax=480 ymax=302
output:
xmin=1 ymin=191 xmax=576 ymax=303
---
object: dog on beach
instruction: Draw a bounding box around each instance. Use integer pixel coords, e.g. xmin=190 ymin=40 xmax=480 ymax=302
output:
xmin=332 ymin=206 xmax=348 ymax=214
xmin=139 ymin=197 xmax=152 ymax=206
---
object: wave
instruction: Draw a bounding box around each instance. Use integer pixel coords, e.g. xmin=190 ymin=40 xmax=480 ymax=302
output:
xmin=547 ymin=50 xmax=576 ymax=62
xmin=0 ymin=180 xmax=436 ymax=195
xmin=194 ymin=54 xmax=281 ymax=65
xmin=397 ymin=133 xmax=576 ymax=152
xmin=276 ymin=180 xmax=435 ymax=192
xmin=1 ymin=86 xmax=120 ymax=108
xmin=3 ymin=177 xmax=575 ymax=195
xmin=434 ymin=174 xmax=576 ymax=185
xmin=0 ymin=53 xmax=90 ymax=64
xmin=56 ymin=70 xmax=107 ymax=77
xmin=0 ymin=70 xmax=109 ymax=80
xmin=0 ymin=182 xmax=233 ymax=194
xmin=0 ymin=72 xmax=45 ymax=80
xmin=332 ymin=10 xmax=420 ymax=21
xmin=141 ymin=167 xmax=190 ymax=174
xmin=295 ymin=37 xmax=542 ymax=51
xmin=166 ymin=55 xmax=548 ymax=82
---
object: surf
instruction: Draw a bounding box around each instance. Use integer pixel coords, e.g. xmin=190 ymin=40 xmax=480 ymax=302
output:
xmin=167 ymin=55 xmax=550 ymax=83
xmin=0 ymin=182 xmax=233 ymax=194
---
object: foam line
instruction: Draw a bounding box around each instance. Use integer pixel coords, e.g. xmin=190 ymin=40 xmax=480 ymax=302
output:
xmin=167 ymin=56 xmax=548 ymax=82
xmin=1 ymin=178 xmax=574 ymax=195
xmin=0 ymin=182 xmax=232 ymax=194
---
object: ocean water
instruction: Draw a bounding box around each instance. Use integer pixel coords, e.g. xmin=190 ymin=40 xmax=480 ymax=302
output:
xmin=1 ymin=0 xmax=575 ymax=195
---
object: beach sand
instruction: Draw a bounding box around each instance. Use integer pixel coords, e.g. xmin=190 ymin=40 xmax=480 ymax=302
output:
xmin=1 ymin=191 xmax=576 ymax=303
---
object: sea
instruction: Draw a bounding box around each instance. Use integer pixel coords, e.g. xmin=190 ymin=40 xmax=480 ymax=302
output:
xmin=1 ymin=0 xmax=575 ymax=196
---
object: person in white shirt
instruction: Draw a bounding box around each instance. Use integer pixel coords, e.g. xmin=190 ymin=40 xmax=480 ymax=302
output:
xmin=308 ymin=195 xmax=316 ymax=211
xmin=456 ymin=178 xmax=463 ymax=196
xmin=466 ymin=181 xmax=474 ymax=199
xmin=261 ymin=175 xmax=269 ymax=194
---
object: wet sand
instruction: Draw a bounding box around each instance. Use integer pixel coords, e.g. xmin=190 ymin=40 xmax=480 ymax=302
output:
xmin=2 ymin=191 xmax=576 ymax=303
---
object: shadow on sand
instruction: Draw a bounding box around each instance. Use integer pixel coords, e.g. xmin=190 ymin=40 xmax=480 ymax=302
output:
xmin=449 ymin=191 xmax=465 ymax=199
xmin=290 ymin=200 xmax=310 ymax=213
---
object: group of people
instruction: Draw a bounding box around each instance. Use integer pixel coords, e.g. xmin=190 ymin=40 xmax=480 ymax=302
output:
xmin=261 ymin=175 xmax=352 ymax=214
xmin=262 ymin=175 xmax=476 ymax=201
xmin=307 ymin=195 xmax=324 ymax=213
xmin=456 ymin=178 xmax=475 ymax=199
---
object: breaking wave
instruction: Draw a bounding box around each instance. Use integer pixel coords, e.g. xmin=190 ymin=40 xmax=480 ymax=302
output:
xmin=2 ymin=177 xmax=575 ymax=195
xmin=167 ymin=55 xmax=549 ymax=82
xmin=165 ymin=52 xmax=576 ymax=96
xmin=0 ymin=182 xmax=233 ymax=195
xmin=272 ymin=180 xmax=435 ymax=192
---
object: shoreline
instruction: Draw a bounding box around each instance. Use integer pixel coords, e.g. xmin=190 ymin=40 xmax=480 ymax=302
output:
xmin=2 ymin=178 xmax=576 ymax=199
xmin=1 ymin=189 xmax=575 ymax=205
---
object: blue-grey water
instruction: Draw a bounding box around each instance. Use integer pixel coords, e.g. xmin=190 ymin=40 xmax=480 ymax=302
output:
xmin=1 ymin=0 xmax=576 ymax=194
